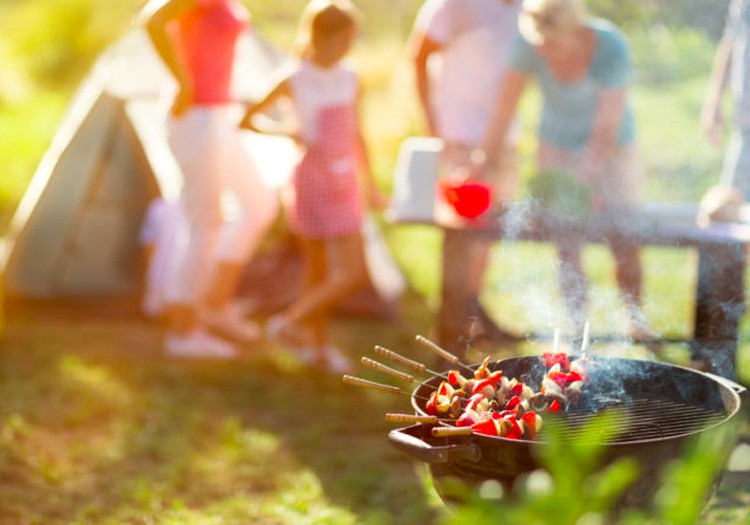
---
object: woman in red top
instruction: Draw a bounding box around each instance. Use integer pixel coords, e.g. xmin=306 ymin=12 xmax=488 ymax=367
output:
xmin=142 ymin=0 xmax=278 ymax=358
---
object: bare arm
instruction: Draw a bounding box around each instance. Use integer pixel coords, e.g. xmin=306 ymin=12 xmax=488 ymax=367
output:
xmin=701 ymin=36 xmax=733 ymax=145
xmin=410 ymin=31 xmax=442 ymax=137
xmin=238 ymin=78 xmax=294 ymax=137
xmin=585 ymin=87 xmax=626 ymax=179
xmin=140 ymin=0 xmax=196 ymax=116
xmin=481 ymin=69 xmax=528 ymax=167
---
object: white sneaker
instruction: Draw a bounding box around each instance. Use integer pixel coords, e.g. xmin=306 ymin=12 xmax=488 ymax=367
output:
xmin=165 ymin=330 xmax=238 ymax=359
xmin=203 ymin=306 xmax=261 ymax=342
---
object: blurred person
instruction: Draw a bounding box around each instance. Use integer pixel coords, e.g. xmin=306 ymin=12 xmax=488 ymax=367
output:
xmin=142 ymin=0 xmax=279 ymax=358
xmin=409 ymin=0 xmax=523 ymax=356
xmin=480 ymin=0 xmax=654 ymax=340
xmin=239 ymin=0 xmax=388 ymax=373
xmin=701 ymin=0 xmax=750 ymax=201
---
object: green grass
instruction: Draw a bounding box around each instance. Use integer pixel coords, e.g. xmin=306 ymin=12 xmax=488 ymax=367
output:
xmin=1 ymin=299 xmax=748 ymax=524
xmin=0 ymin=306 xmax=443 ymax=524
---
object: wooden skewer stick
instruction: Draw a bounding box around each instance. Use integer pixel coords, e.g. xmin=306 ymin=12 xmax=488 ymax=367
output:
xmin=342 ymin=375 xmax=432 ymax=403
xmin=342 ymin=375 xmax=403 ymax=395
xmin=431 ymin=426 xmax=473 ymax=437
xmin=373 ymin=345 xmax=446 ymax=378
xmin=415 ymin=335 xmax=474 ymax=374
xmin=385 ymin=413 xmax=439 ymax=424
xmin=361 ymin=357 xmax=415 ymax=383
xmin=580 ymin=321 xmax=590 ymax=357
xmin=374 ymin=345 xmax=426 ymax=372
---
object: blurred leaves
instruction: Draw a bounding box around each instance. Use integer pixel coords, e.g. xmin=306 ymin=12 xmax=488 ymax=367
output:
xmin=444 ymin=412 xmax=741 ymax=525
xmin=0 ymin=0 xmax=138 ymax=89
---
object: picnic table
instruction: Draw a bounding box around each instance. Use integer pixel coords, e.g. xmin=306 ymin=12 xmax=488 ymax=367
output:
xmin=391 ymin=200 xmax=750 ymax=380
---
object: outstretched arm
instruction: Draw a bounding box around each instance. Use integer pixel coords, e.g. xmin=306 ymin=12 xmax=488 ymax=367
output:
xmin=410 ymin=31 xmax=442 ymax=137
xmin=481 ymin=69 xmax=528 ymax=168
xmin=140 ymin=0 xmax=197 ymax=116
xmin=584 ymin=87 xmax=627 ymax=183
xmin=238 ymin=78 xmax=294 ymax=137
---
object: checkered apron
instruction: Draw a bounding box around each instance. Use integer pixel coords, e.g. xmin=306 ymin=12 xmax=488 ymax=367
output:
xmin=286 ymin=103 xmax=363 ymax=238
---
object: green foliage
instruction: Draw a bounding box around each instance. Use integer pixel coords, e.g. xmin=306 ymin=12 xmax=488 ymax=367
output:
xmin=587 ymin=0 xmax=728 ymax=39
xmin=444 ymin=412 xmax=640 ymax=525
xmin=651 ymin=423 xmax=740 ymax=525
xmin=444 ymin=414 xmax=742 ymax=525
xmin=629 ymin=25 xmax=717 ymax=86
xmin=586 ymin=0 xmax=658 ymax=27
xmin=0 ymin=0 xmax=137 ymax=88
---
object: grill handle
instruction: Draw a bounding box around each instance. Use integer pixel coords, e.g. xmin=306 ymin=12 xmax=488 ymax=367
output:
xmin=702 ymin=371 xmax=748 ymax=400
xmin=388 ymin=425 xmax=481 ymax=464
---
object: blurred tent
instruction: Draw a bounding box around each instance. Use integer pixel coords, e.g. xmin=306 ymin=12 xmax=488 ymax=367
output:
xmin=1 ymin=27 xmax=296 ymax=298
xmin=1 ymin=27 xmax=405 ymax=319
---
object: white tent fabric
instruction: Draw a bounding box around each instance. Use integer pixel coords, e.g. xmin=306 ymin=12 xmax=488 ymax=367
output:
xmin=2 ymin=28 xmax=298 ymax=298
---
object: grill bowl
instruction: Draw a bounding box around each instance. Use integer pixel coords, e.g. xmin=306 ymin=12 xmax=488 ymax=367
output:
xmin=389 ymin=355 xmax=746 ymax=510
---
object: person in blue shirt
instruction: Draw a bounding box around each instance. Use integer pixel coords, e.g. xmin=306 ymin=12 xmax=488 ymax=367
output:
xmin=479 ymin=0 xmax=653 ymax=341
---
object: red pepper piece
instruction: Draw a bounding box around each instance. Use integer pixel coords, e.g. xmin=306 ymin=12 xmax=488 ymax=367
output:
xmin=543 ymin=352 xmax=571 ymax=371
xmin=471 ymin=372 xmax=503 ymax=397
xmin=487 ymin=370 xmax=503 ymax=385
xmin=425 ymin=391 xmax=439 ymax=415
xmin=566 ymin=370 xmax=583 ymax=384
xmin=547 ymin=371 xmax=569 ymax=388
xmin=502 ymin=415 xmax=523 ymax=440
xmin=509 ymin=381 xmax=524 ymax=396
xmin=505 ymin=395 xmax=522 ymax=412
xmin=437 ymin=381 xmax=454 ymax=398
xmin=548 ymin=399 xmax=561 ymax=413
xmin=447 ymin=370 xmax=464 ymax=388
xmin=471 ymin=418 xmax=501 ymax=436
xmin=521 ymin=411 xmax=540 ymax=440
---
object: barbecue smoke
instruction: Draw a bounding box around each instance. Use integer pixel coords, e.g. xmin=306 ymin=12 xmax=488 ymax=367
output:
xmin=491 ymin=200 xmax=667 ymax=346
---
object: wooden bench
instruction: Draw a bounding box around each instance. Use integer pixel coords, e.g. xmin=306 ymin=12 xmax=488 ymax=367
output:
xmin=391 ymin=201 xmax=750 ymax=379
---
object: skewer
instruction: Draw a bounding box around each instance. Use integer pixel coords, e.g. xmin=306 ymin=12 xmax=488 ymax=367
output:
xmin=415 ymin=335 xmax=475 ymax=374
xmin=580 ymin=321 xmax=590 ymax=358
xmin=373 ymin=345 xmax=446 ymax=378
xmin=385 ymin=413 xmax=439 ymax=424
xmin=342 ymin=375 xmax=432 ymax=403
xmin=361 ymin=357 xmax=415 ymax=383
xmin=431 ymin=426 xmax=473 ymax=437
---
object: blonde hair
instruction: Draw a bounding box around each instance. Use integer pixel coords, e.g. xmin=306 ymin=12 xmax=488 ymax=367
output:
xmin=294 ymin=0 xmax=362 ymax=57
xmin=519 ymin=0 xmax=586 ymax=44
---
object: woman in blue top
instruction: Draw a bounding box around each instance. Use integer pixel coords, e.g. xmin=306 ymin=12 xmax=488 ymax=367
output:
xmin=481 ymin=0 xmax=653 ymax=341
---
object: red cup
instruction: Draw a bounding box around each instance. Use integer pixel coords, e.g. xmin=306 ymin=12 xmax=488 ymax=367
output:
xmin=439 ymin=178 xmax=493 ymax=219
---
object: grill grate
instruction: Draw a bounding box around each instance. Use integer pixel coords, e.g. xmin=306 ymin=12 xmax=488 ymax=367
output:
xmin=562 ymin=395 xmax=727 ymax=443
xmin=414 ymin=356 xmax=737 ymax=446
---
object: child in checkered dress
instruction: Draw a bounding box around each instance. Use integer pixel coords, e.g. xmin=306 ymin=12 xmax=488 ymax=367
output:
xmin=240 ymin=0 xmax=387 ymax=372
